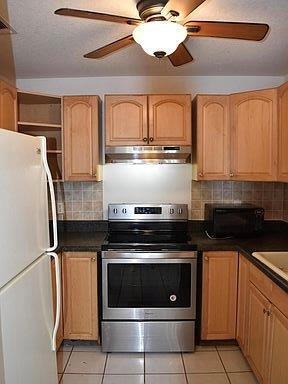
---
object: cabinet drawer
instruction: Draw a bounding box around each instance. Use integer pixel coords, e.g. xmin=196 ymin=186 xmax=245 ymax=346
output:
xmin=249 ymin=263 xmax=273 ymax=299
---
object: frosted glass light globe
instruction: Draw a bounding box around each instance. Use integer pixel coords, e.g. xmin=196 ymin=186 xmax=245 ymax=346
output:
xmin=133 ymin=21 xmax=187 ymax=57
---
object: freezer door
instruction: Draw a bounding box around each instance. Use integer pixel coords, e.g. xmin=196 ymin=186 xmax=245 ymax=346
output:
xmin=0 ymin=255 xmax=57 ymax=384
xmin=0 ymin=130 xmax=49 ymax=288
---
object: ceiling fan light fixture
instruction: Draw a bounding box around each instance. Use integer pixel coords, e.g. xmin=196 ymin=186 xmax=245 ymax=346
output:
xmin=133 ymin=20 xmax=187 ymax=57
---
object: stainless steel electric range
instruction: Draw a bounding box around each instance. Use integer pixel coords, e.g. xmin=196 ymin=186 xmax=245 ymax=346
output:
xmin=101 ymin=204 xmax=197 ymax=353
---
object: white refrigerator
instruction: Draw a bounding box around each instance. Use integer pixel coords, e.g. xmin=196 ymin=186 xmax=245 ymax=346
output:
xmin=0 ymin=129 xmax=60 ymax=384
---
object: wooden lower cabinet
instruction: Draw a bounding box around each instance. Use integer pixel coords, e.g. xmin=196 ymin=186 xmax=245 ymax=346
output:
xmin=51 ymin=253 xmax=64 ymax=350
xmin=245 ymin=282 xmax=271 ymax=383
xmin=266 ymin=305 xmax=288 ymax=384
xmin=237 ymin=258 xmax=288 ymax=384
xmin=62 ymin=252 xmax=98 ymax=340
xmin=201 ymin=251 xmax=238 ymax=340
xmin=236 ymin=254 xmax=249 ymax=350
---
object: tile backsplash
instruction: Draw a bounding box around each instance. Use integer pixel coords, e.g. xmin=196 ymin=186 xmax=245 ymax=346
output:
xmin=54 ymin=182 xmax=103 ymax=220
xmin=191 ymin=181 xmax=287 ymax=221
xmin=53 ymin=180 xmax=288 ymax=222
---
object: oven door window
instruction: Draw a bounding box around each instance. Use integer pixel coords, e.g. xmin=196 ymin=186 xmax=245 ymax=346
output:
xmin=107 ymin=263 xmax=191 ymax=308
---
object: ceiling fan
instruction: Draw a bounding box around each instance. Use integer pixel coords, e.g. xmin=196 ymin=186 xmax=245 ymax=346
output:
xmin=55 ymin=0 xmax=269 ymax=67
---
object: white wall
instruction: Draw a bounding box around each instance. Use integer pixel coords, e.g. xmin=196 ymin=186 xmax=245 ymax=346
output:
xmin=103 ymin=164 xmax=191 ymax=219
xmin=17 ymin=75 xmax=285 ymax=219
xmin=17 ymin=75 xmax=285 ymax=98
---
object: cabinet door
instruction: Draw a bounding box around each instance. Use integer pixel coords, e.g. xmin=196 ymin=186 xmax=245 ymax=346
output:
xmin=195 ymin=95 xmax=230 ymax=180
xmin=201 ymin=251 xmax=238 ymax=340
xmin=64 ymin=96 xmax=99 ymax=181
xmin=105 ymin=95 xmax=148 ymax=146
xmin=246 ymin=282 xmax=271 ymax=384
xmin=0 ymin=80 xmax=17 ymax=131
xmin=278 ymin=82 xmax=288 ymax=182
xmin=51 ymin=254 xmax=63 ymax=350
xmin=149 ymin=95 xmax=191 ymax=145
xmin=236 ymin=254 xmax=249 ymax=352
xmin=266 ymin=305 xmax=288 ymax=384
xmin=230 ymin=89 xmax=277 ymax=181
xmin=62 ymin=252 xmax=98 ymax=340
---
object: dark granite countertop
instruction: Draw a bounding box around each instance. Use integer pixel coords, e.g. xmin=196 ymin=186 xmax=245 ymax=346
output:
xmin=58 ymin=231 xmax=107 ymax=252
xmin=190 ymin=222 xmax=288 ymax=292
xmin=55 ymin=220 xmax=288 ymax=293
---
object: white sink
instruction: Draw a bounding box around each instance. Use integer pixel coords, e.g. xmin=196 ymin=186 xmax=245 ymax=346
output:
xmin=252 ymin=252 xmax=288 ymax=281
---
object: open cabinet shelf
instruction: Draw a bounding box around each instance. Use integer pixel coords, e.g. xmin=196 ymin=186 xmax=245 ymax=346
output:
xmin=17 ymin=91 xmax=64 ymax=182
xmin=18 ymin=121 xmax=62 ymax=130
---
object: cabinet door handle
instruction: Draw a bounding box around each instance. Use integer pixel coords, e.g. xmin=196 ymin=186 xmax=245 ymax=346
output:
xmin=204 ymin=256 xmax=209 ymax=261
xmin=263 ymin=308 xmax=272 ymax=316
xmin=229 ymin=172 xmax=235 ymax=178
xmin=143 ymin=137 xmax=148 ymax=142
xmin=91 ymin=257 xmax=97 ymax=262
xmin=149 ymin=137 xmax=154 ymax=142
xmin=198 ymin=172 xmax=203 ymax=177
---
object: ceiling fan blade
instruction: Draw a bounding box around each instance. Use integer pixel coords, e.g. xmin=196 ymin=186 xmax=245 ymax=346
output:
xmin=162 ymin=0 xmax=206 ymax=20
xmin=168 ymin=43 xmax=193 ymax=67
xmin=55 ymin=8 xmax=141 ymax=26
xmin=186 ymin=21 xmax=269 ymax=41
xmin=84 ymin=35 xmax=134 ymax=59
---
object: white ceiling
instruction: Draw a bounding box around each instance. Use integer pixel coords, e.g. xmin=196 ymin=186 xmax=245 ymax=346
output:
xmin=7 ymin=0 xmax=288 ymax=78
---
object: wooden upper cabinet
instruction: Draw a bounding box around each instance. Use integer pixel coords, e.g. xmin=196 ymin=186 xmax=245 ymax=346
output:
xmin=201 ymin=251 xmax=238 ymax=340
xmin=230 ymin=89 xmax=278 ymax=181
xmin=62 ymin=252 xmax=98 ymax=341
xmin=277 ymin=82 xmax=288 ymax=182
xmin=106 ymin=95 xmax=148 ymax=146
xmin=0 ymin=80 xmax=17 ymax=131
xmin=148 ymin=95 xmax=191 ymax=145
xmin=194 ymin=95 xmax=229 ymax=180
xmin=246 ymin=282 xmax=271 ymax=384
xmin=64 ymin=96 xmax=100 ymax=181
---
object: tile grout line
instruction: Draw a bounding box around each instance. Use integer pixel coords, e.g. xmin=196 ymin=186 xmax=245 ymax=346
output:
xmin=216 ymin=348 xmax=232 ymax=384
xmin=181 ymin=352 xmax=189 ymax=384
xmin=61 ymin=345 xmax=74 ymax=379
xmin=101 ymin=352 xmax=109 ymax=384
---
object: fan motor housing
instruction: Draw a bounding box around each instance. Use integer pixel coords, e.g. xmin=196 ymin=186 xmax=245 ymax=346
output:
xmin=137 ymin=0 xmax=168 ymax=21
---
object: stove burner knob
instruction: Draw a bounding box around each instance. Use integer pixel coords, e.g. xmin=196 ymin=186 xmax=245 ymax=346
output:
xmin=122 ymin=208 xmax=127 ymax=214
xmin=113 ymin=208 xmax=118 ymax=214
xmin=178 ymin=208 xmax=183 ymax=214
xmin=170 ymin=294 xmax=177 ymax=302
xmin=170 ymin=208 xmax=174 ymax=214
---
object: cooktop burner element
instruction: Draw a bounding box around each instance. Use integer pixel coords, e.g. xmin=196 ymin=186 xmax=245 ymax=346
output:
xmin=102 ymin=204 xmax=196 ymax=252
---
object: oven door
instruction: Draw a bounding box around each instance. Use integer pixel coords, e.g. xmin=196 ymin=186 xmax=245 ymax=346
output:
xmin=102 ymin=252 xmax=197 ymax=321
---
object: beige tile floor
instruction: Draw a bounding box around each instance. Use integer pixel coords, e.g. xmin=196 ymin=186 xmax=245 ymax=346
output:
xmin=57 ymin=342 xmax=259 ymax=384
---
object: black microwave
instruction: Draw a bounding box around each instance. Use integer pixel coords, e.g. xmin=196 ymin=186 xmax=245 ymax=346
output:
xmin=204 ymin=203 xmax=265 ymax=239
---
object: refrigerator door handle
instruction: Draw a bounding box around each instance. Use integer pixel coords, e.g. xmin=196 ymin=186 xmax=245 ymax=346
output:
xmin=47 ymin=252 xmax=61 ymax=351
xmin=39 ymin=136 xmax=58 ymax=252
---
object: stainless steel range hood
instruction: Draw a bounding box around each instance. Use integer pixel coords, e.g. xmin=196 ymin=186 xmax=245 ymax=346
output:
xmin=105 ymin=146 xmax=192 ymax=164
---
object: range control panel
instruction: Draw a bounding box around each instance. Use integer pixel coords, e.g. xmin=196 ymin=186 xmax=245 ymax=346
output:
xmin=108 ymin=204 xmax=188 ymax=221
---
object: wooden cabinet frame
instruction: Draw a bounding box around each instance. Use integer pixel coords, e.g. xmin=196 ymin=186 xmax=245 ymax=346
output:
xmin=193 ymin=87 xmax=279 ymax=181
xmin=193 ymin=95 xmax=230 ymax=180
xmin=201 ymin=251 xmax=238 ymax=340
xmin=105 ymin=94 xmax=191 ymax=147
xmin=63 ymin=96 xmax=100 ymax=181
xmin=62 ymin=252 xmax=98 ymax=341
